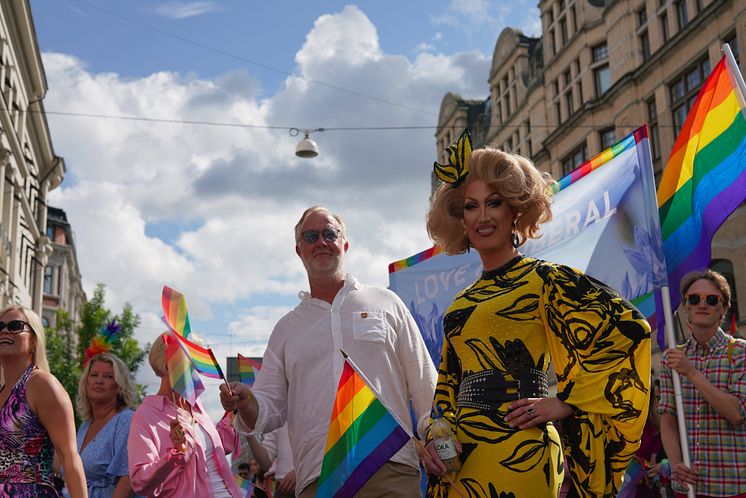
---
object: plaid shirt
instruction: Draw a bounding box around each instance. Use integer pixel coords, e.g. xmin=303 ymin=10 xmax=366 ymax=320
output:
xmin=659 ymin=329 xmax=746 ymax=497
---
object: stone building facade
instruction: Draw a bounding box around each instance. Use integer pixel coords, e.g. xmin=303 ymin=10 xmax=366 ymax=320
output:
xmin=436 ymin=0 xmax=746 ymax=330
xmin=0 ymin=1 xmax=65 ymax=313
xmin=42 ymin=206 xmax=85 ymax=329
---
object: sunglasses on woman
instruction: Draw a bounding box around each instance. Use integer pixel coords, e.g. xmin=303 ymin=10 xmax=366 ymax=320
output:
xmin=0 ymin=320 xmax=30 ymax=334
xmin=685 ymin=294 xmax=722 ymax=306
xmin=300 ymin=228 xmax=342 ymax=244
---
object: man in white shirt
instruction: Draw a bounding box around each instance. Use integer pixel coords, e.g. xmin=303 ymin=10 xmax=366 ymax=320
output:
xmin=221 ymin=206 xmax=437 ymax=497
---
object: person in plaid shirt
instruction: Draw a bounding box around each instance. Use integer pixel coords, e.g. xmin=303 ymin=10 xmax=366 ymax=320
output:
xmin=659 ymin=269 xmax=746 ymax=498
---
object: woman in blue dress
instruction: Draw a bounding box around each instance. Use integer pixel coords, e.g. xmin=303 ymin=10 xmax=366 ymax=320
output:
xmin=75 ymin=353 xmax=138 ymax=498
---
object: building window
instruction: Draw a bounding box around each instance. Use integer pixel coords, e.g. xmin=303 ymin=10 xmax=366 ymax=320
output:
xmin=592 ymin=43 xmax=611 ymax=97
xmin=600 ymin=127 xmax=616 ymax=149
xmin=592 ymin=43 xmax=609 ymax=61
xmin=566 ymin=91 xmax=574 ymax=116
xmin=561 ymin=142 xmax=588 ymax=176
xmin=660 ymin=12 xmax=669 ymax=43
xmin=560 ymin=18 xmax=568 ymax=45
xmin=640 ymin=30 xmax=651 ymax=61
xmin=570 ymin=6 xmax=577 ymax=32
xmin=669 ymin=57 xmax=712 ymax=136
xmin=559 ymin=0 xmax=565 ymax=11
xmin=555 ymin=101 xmax=562 ymax=124
xmin=724 ymin=32 xmax=739 ymax=64
xmin=647 ymin=97 xmax=661 ymax=162
xmin=43 ymin=266 xmax=53 ymax=294
xmin=594 ymin=66 xmax=611 ymax=96
xmin=676 ymin=0 xmax=688 ymax=29
xmin=46 ymin=225 xmax=54 ymax=239
xmin=638 ymin=6 xmax=647 ymax=26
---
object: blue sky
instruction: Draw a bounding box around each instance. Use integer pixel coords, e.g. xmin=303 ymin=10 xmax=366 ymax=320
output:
xmin=30 ymin=0 xmax=540 ymax=413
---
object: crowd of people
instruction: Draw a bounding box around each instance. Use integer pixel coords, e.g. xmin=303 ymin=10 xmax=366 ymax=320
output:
xmin=1 ymin=136 xmax=744 ymax=498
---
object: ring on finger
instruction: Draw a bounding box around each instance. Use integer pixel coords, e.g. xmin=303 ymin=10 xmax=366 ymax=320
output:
xmin=527 ymin=407 xmax=536 ymax=416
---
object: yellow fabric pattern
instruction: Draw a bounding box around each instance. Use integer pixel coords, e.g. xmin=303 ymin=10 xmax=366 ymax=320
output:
xmin=426 ymin=257 xmax=651 ymax=498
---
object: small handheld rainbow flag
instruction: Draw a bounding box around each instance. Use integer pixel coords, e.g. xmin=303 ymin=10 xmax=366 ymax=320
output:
xmin=315 ymin=353 xmax=410 ymax=497
xmin=234 ymin=474 xmax=255 ymax=498
xmin=172 ymin=331 xmax=223 ymax=380
xmin=162 ymin=285 xmax=192 ymax=338
xmin=237 ymin=353 xmax=261 ymax=386
xmin=163 ymin=332 xmax=204 ymax=406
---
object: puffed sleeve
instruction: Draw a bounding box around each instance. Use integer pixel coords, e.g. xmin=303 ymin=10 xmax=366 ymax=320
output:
xmin=537 ymin=262 xmax=651 ymax=498
xmin=107 ymin=410 xmax=134 ymax=477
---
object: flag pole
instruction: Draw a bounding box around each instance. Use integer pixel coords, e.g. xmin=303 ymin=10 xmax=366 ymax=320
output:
xmin=208 ymin=348 xmax=235 ymax=396
xmin=661 ymin=286 xmax=695 ymax=498
xmin=339 ymin=349 xmax=414 ymax=439
xmin=723 ymin=44 xmax=746 ymax=115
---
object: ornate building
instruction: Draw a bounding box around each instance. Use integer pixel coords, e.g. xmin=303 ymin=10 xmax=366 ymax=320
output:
xmin=42 ymin=206 xmax=85 ymax=329
xmin=0 ymin=1 xmax=66 ymax=312
xmin=436 ymin=0 xmax=745 ymax=330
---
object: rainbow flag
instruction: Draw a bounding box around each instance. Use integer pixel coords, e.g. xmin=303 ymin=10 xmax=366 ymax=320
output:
xmin=237 ymin=353 xmax=261 ymax=386
xmin=316 ymin=359 xmax=410 ymax=497
xmin=162 ymin=285 xmax=192 ymax=338
xmin=657 ymin=54 xmax=746 ymax=324
xmin=173 ymin=331 xmax=223 ymax=380
xmin=234 ymin=475 xmax=254 ymax=497
xmin=163 ymin=332 xmax=204 ymax=406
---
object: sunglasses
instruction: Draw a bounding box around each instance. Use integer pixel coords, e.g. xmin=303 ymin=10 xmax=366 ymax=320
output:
xmin=300 ymin=228 xmax=342 ymax=244
xmin=685 ymin=294 xmax=722 ymax=306
xmin=0 ymin=320 xmax=30 ymax=334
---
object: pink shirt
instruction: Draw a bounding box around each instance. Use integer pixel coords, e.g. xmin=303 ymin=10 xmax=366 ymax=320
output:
xmin=127 ymin=395 xmax=242 ymax=497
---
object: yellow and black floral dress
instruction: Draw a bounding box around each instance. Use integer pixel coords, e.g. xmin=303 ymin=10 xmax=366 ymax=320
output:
xmin=426 ymin=256 xmax=651 ymax=498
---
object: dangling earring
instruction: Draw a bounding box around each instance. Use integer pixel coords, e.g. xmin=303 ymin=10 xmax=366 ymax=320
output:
xmin=511 ymin=220 xmax=520 ymax=248
xmin=465 ymin=235 xmax=471 ymax=253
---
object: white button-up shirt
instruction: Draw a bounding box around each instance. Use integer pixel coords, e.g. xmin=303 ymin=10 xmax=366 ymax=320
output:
xmin=238 ymin=274 xmax=437 ymax=493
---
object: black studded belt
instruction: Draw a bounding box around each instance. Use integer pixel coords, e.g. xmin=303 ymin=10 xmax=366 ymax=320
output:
xmin=457 ymin=368 xmax=549 ymax=411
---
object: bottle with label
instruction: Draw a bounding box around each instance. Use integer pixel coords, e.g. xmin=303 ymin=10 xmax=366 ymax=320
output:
xmin=431 ymin=405 xmax=461 ymax=473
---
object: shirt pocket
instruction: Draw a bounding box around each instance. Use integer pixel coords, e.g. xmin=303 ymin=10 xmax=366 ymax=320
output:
xmin=351 ymin=311 xmax=388 ymax=343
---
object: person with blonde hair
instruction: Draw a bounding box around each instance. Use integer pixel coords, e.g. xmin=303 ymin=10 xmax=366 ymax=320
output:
xmin=422 ymin=131 xmax=651 ymax=498
xmin=0 ymin=305 xmax=87 ymax=497
xmin=76 ymin=352 xmax=137 ymax=497
xmin=127 ymin=333 xmax=243 ymax=497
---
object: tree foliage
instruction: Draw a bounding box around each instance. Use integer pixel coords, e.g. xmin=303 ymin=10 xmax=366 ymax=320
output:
xmin=46 ymin=283 xmax=148 ymax=421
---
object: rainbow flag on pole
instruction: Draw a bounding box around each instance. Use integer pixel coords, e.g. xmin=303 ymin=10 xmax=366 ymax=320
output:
xmin=173 ymin=332 xmax=223 ymax=380
xmin=163 ymin=332 xmax=204 ymax=406
xmin=237 ymin=353 xmax=261 ymax=386
xmin=162 ymin=285 xmax=192 ymax=338
xmin=657 ymin=51 xmax=746 ymax=318
xmin=316 ymin=357 xmax=410 ymax=497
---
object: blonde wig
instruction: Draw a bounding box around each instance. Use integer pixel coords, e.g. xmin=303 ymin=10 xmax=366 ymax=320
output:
xmin=427 ymin=147 xmax=554 ymax=255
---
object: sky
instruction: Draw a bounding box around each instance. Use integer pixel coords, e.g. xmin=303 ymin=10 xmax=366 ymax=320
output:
xmin=30 ymin=0 xmax=541 ymax=417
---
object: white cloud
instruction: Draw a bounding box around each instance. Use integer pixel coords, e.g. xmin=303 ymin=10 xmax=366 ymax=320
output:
xmin=154 ymin=2 xmax=223 ymax=20
xmin=43 ymin=5 xmax=491 ymax=419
